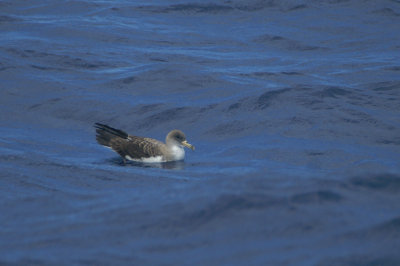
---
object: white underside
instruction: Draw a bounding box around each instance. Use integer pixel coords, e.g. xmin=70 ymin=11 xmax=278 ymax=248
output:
xmin=125 ymin=155 xmax=164 ymax=163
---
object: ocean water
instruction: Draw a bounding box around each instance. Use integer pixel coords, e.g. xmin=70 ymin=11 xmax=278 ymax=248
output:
xmin=1 ymin=0 xmax=400 ymax=265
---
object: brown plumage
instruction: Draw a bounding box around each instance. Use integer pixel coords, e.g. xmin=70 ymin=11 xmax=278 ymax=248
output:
xmin=94 ymin=123 xmax=194 ymax=162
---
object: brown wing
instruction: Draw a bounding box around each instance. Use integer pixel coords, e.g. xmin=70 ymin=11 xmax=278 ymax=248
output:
xmin=95 ymin=123 xmax=129 ymax=147
xmin=110 ymin=136 xmax=166 ymax=159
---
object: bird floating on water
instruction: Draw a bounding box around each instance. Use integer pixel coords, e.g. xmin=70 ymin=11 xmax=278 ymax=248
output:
xmin=94 ymin=123 xmax=195 ymax=163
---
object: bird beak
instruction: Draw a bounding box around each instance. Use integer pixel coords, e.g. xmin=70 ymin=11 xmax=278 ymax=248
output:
xmin=182 ymin=140 xmax=195 ymax=151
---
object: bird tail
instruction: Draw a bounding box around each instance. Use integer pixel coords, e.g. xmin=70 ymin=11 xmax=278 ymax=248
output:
xmin=94 ymin=123 xmax=129 ymax=147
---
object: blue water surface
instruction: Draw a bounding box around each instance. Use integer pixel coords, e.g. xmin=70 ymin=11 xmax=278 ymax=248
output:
xmin=1 ymin=0 xmax=400 ymax=265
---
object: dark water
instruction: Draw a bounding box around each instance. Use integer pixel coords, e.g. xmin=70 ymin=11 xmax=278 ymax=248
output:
xmin=1 ymin=0 xmax=400 ymax=265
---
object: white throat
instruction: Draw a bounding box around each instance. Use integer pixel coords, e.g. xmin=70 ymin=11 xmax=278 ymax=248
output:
xmin=170 ymin=144 xmax=185 ymax=161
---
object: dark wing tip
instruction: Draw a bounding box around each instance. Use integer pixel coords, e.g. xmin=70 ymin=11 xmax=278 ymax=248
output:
xmin=94 ymin=122 xmax=103 ymax=128
xmin=94 ymin=123 xmax=129 ymax=140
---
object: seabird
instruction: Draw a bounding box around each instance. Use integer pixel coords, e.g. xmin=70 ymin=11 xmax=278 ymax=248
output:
xmin=94 ymin=123 xmax=195 ymax=163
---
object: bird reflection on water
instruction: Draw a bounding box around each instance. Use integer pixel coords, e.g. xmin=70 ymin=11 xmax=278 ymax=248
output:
xmin=108 ymin=157 xmax=185 ymax=170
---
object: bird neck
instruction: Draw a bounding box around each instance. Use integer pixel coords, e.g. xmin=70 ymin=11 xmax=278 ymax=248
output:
xmin=166 ymin=138 xmax=178 ymax=147
xmin=169 ymin=144 xmax=185 ymax=161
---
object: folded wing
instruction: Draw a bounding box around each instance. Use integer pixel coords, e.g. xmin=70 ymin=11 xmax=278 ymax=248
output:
xmin=94 ymin=123 xmax=165 ymax=160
